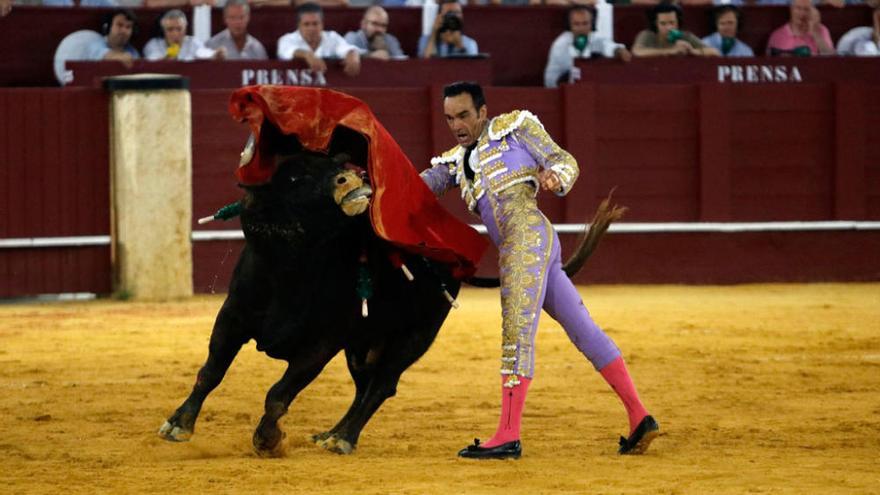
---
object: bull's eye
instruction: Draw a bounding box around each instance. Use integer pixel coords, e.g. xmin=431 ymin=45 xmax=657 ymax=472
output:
xmin=337 ymin=177 xmax=347 ymax=185
xmin=289 ymin=177 xmax=298 ymax=183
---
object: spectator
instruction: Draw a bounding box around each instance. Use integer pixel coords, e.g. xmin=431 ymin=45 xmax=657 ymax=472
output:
xmin=419 ymin=0 xmax=478 ymax=58
xmin=632 ymin=2 xmax=719 ymax=57
xmin=766 ymin=0 xmax=835 ymax=56
xmin=836 ymin=0 xmax=879 ymax=56
xmin=345 ymin=6 xmax=405 ymax=60
xmin=144 ymin=9 xmax=223 ymax=60
xmin=422 ymin=12 xmax=478 ymax=57
xmin=206 ymin=0 xmax=268 ymax=60
xmin=87 ymin=9 xmax=141 ymax=67
xmin=544 ymin=5 xmax=631 ymax=88
xmin=277 ymin=2 xmax=361 ymax=76
xmin=701 ymin=5 xmax=754 ymax=57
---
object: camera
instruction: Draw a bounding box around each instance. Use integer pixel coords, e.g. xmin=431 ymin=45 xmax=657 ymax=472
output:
xmin=439 ymin=12 xmax=463 ymax=34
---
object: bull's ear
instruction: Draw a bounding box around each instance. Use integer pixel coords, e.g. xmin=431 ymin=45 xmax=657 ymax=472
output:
xmin=331 ymin=153 xmax=351 ymax=166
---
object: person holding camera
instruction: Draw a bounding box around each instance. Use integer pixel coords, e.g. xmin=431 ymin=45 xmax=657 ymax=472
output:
xmin=419 ymin=0 xmax=478 ymax=58
xmin=632 ymin=2 xmax=718 ymax=58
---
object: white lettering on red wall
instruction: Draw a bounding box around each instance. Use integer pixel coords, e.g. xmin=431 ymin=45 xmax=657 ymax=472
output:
xmin=241 ymin=69 xmax=328 ymax=87
xmin=717 ymin=65 xmax=803 ymax=83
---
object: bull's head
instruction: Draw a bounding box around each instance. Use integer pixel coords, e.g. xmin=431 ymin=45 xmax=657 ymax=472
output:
xmin=239 ymin=150 xmax=373 ymax=247
xmin=267 ymin=151 xmax=372 ymax=216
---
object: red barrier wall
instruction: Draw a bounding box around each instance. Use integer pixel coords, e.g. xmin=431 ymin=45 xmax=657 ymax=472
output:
xmin=0 ymin=88 xmax=111 ymax=297
xmin=1 ymin=82 xmax=878 ymax=297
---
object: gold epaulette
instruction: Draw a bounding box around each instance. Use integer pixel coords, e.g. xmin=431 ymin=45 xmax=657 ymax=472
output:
xmin=488 ymin=110 xmax=545 ymax=141
xmin=430 ymin=145 xmax=464 ymax=167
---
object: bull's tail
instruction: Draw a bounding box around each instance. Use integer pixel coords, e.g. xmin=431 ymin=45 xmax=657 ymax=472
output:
xmin=465 ymin=189 xmax=627 ymax=288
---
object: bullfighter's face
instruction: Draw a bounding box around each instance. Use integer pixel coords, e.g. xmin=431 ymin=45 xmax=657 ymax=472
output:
xmin=443 ymin=93 xmax=487 ymax=148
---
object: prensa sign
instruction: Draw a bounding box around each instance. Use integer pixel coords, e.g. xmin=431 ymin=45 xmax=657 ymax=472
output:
xmin=717 ymin=65 xmax=803 ymax=84
xmin=241 ymin=68 xmax=327 ymax=87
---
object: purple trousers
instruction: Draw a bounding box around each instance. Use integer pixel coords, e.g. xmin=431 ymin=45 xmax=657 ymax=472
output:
xmin=478 ymin=184 xmax=620 ymax=379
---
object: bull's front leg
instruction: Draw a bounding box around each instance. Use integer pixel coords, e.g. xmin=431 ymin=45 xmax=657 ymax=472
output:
xmin=253 ymin=345 xmax=338 ymax=457
xmin=159 ymin=307 xmax=248 ymax=442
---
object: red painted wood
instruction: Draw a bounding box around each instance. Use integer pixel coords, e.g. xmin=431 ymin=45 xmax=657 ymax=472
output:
xmin=698 ymin=84 xmax=731 ymax=221
xmin=563 ymin=230 xmax=880 ymax=284
xmin=561 ymin=83 xmax=598 ymax=224
xmin=865 ymin=88 xmax=880 ymax=220
xmin=0 ymin=88 xmax=110 ymax=297
xmin=3 ymin=80 xmax=880 ymax=296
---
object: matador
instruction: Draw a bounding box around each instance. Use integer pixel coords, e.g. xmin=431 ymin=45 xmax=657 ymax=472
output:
xmin=420 ymin=81 xmax=660 ymax=459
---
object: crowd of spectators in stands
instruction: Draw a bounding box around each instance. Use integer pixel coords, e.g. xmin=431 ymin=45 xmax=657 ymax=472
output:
xmin=3 ymin=0 xmax=877 ymax=85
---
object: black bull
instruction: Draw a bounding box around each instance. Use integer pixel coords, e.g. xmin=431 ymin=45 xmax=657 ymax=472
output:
xmin=159 ymin=142 xmax=622 ymax=456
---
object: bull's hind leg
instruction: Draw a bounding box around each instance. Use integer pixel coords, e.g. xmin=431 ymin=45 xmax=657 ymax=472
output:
xmin=318 ymin=327 xmax=444 ymax=453
xmin=324 ymin=367 xmax=405 ymax=451
xmin=159 ymin=307 xmax=249 ymax=442
xmin=253 ymin=346 xmax=338 ymax=457
xmin=310 ymin=347 xmax=376 ymax=452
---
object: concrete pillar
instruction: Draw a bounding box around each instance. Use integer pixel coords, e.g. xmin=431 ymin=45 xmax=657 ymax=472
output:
xmin=106 ymin=74 xmax=192 ymax=300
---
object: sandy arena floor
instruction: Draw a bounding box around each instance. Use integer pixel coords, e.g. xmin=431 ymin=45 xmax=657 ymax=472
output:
xmin=0 ymin=284 xmax=878 ymax=494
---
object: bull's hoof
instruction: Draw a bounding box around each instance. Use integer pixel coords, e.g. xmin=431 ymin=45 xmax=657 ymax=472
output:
xmin=253 ymin=429 xmax=287 ymax=458
xmin=310 ymin=431 xmax=333 ymax=444
xmin=158 ymin=420 xmax=193 ymax=442
xmin=316 ymin=434 xmax=355 ymax=455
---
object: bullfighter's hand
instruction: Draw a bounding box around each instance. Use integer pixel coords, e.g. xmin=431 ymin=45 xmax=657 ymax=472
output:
xmin=539 ymin=169 xmax=563 ymax=193
xmin=1 ymin=0 xmax=12 ymax=17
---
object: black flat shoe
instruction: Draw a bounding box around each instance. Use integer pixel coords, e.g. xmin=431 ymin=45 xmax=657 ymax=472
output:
xmin=458 ymin=438 xmax=522 ymax=459
xmin=618 ymin=415 xmax=659 ymax=455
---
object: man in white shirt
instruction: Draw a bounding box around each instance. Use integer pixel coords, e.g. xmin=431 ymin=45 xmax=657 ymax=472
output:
xmin=206 ymin=0 xmax=269 ymax=60
xmin=277 ymin=2 xmax=361 ymax=77
xmin=544 ymin=5 xmax=631 ymax=88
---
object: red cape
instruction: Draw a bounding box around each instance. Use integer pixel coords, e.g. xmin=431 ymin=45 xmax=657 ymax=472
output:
xmin=229 ymin=85 xmax=487 ymax=278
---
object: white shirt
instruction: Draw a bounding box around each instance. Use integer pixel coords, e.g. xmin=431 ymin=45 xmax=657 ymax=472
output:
xmin=143 ymin=36 xmax=217 ymax=61
xmin=206 ymin=29 xmax=268 ymax=60
xmin=276 ymin=30 xmax=358 ymax=61
xmin=836 ymin=27 xmax=880 ymax=56
xmin=544 ymin=31 xmax=623 ymax=88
